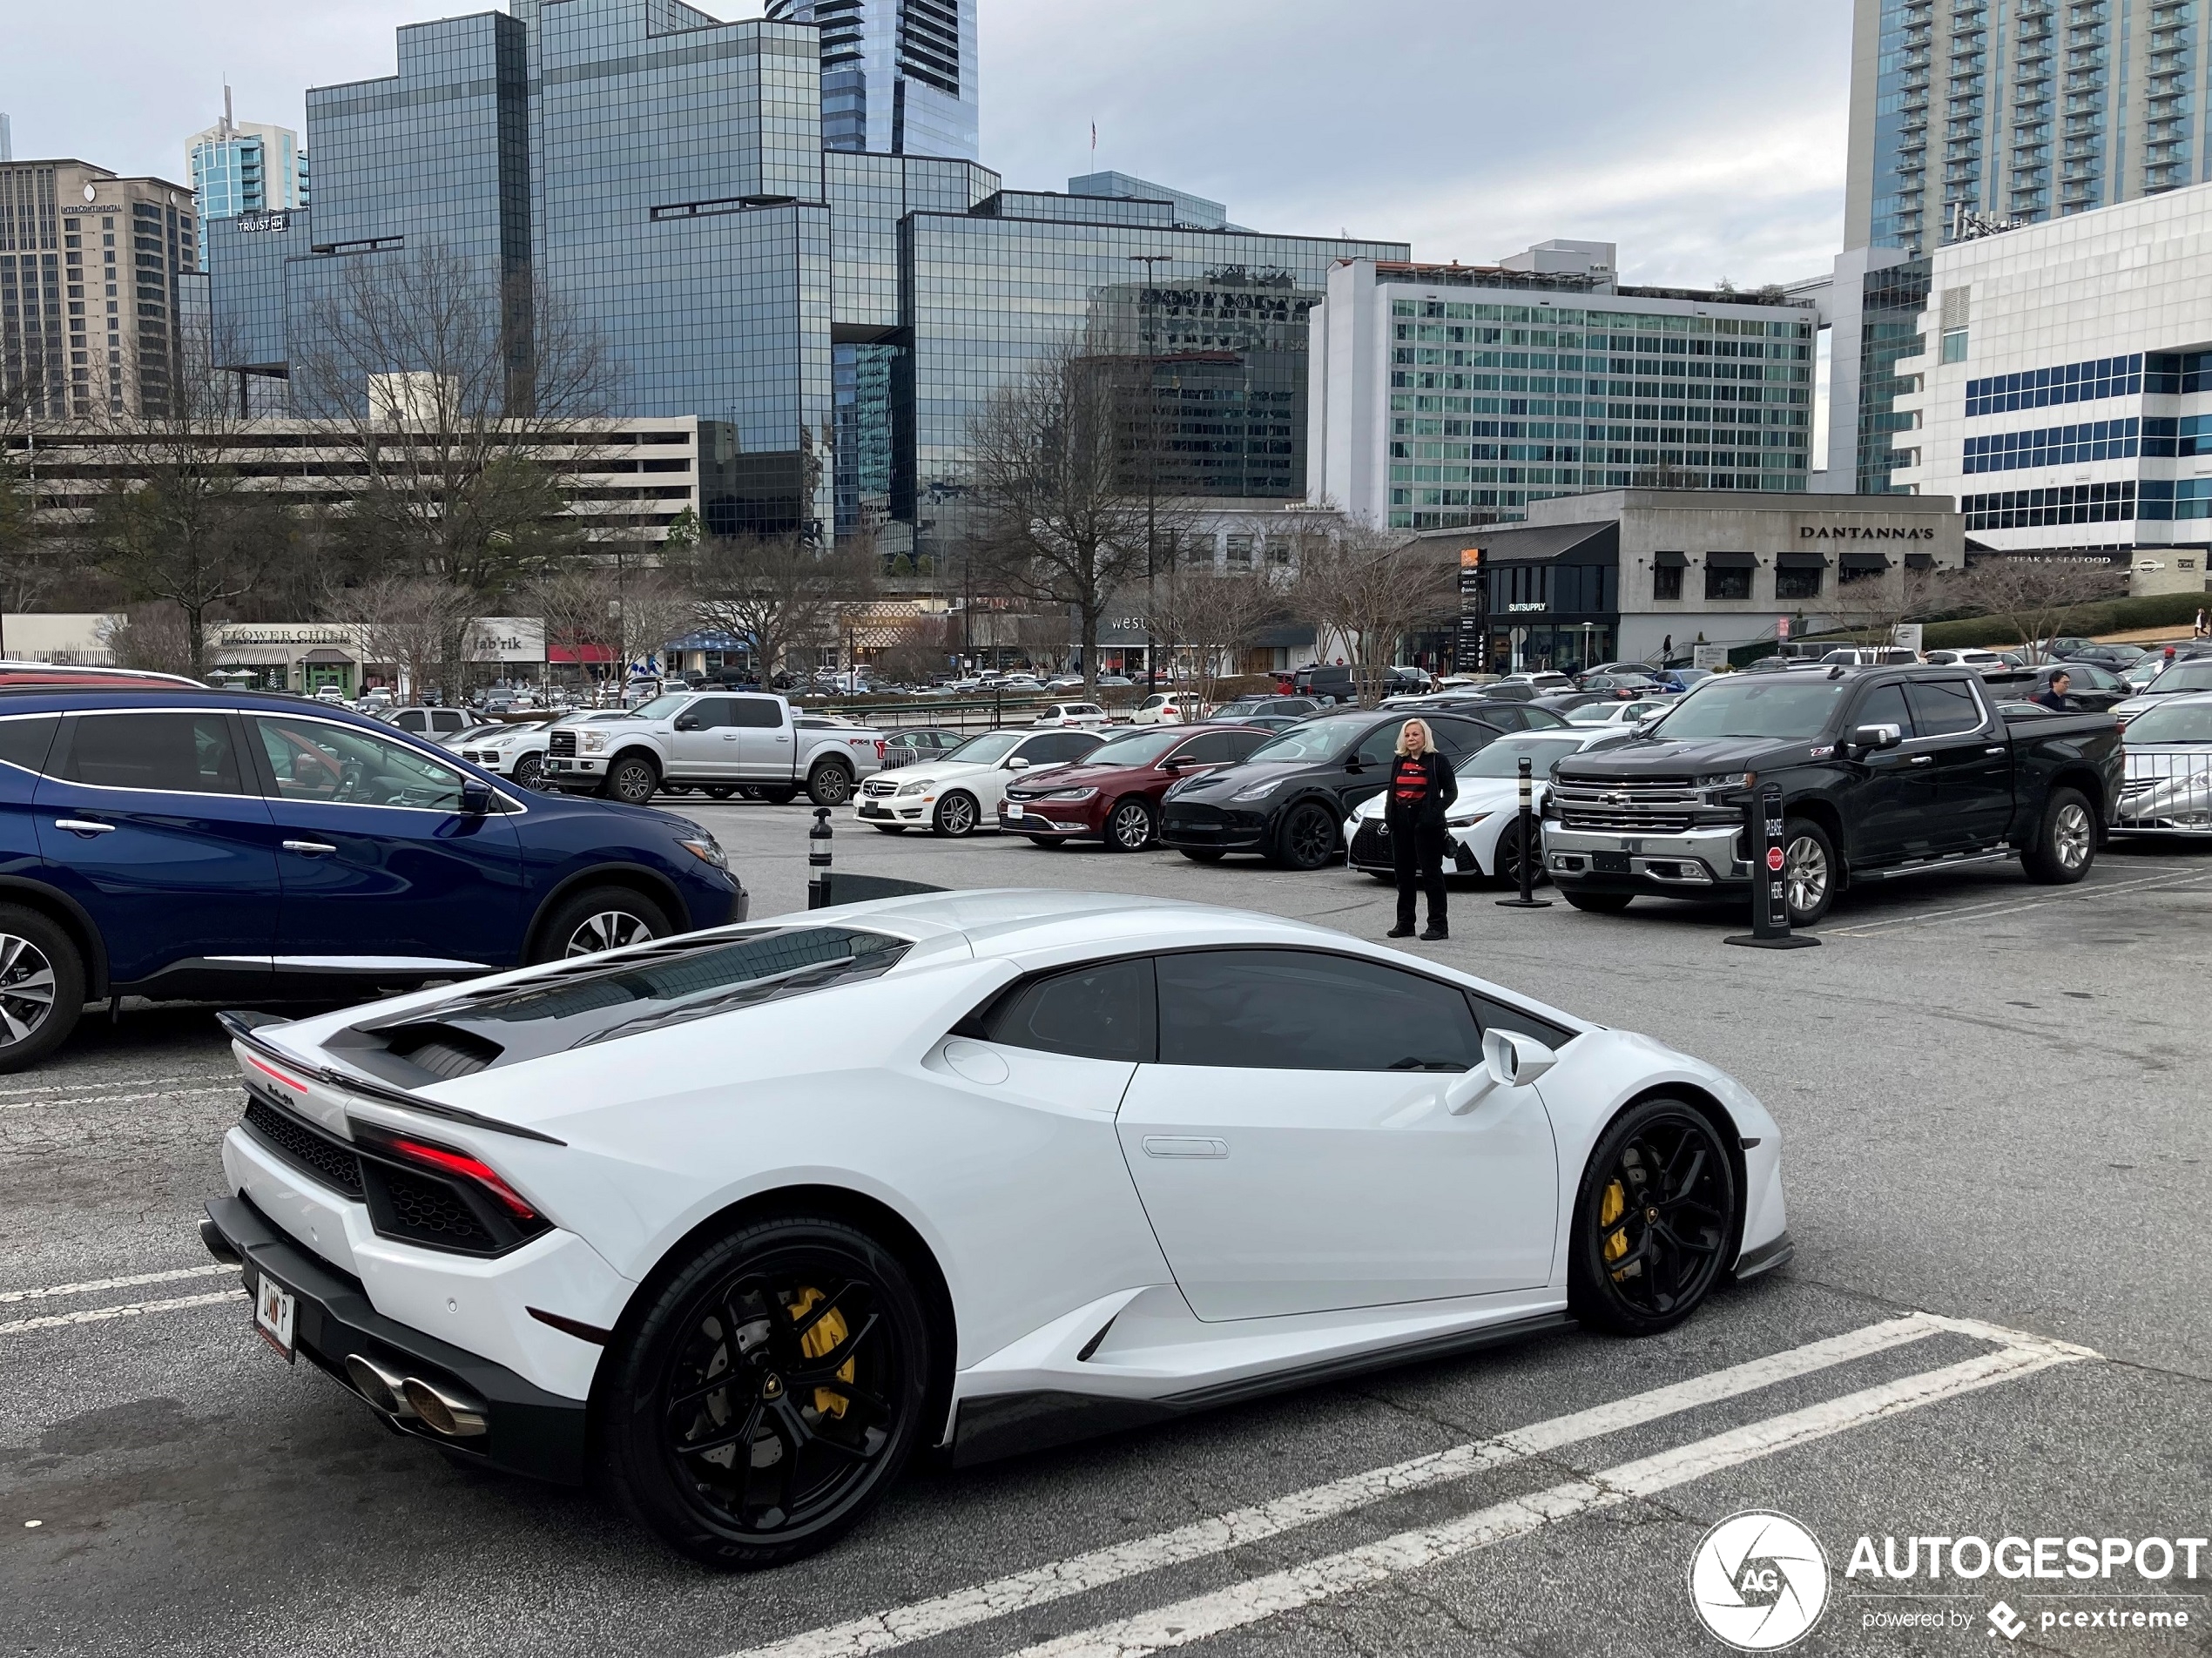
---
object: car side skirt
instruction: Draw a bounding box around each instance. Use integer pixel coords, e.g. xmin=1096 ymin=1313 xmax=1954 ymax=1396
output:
xmin=948 ymin=1310 xmax=1574 ymax=1468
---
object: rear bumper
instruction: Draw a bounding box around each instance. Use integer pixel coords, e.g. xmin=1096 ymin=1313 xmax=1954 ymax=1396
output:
xmin=201 ymin=1194 xmax=592 ymax=1486
xmin=1542 ymin=822 xmax=1749 ymax=894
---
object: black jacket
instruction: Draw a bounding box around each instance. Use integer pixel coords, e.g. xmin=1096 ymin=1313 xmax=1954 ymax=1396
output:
xmin=1383 ymin=750 xmax=1458 ymax=830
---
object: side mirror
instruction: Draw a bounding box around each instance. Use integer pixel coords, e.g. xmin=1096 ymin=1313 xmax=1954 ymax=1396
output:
xmin=459 ymin=778 xmax=494 ymax=817
xmin=673 ymin=713 xmax=701 ymax=731
xmin=1851 ymin=723 xmax=1903 ymax=753
xmin=1005 ymin=757 xmax=1031 ymax=770
xmin=1444 ymin=1029 xmax=1558 ymax=1114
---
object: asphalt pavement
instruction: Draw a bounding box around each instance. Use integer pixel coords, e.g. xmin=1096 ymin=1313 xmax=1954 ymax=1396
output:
xmin=3 ymin=801 xmax=2209 ymax=1657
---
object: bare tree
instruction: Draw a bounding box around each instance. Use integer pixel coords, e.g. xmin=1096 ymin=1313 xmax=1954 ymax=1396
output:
xmin=676 ymin=530 xmax=877 ymax=685
xmin=1285 ymin=518 xmax=1457 ymax=705
xmin=97 ymin=604 xmax=199 ymax=677
xmin=613 ymin=571 xmax=697 ymax=679
xmin=870 ymin=615 xmax=954 ymax=686
xmin=296 ymin=243 xmax=617 ymax=597
xmin=1950 ymin=556 xmax=2124 ymax=660
xmin=84 ymin=331 xmax=290 ymax=679
xmin=347 ymin=573 xmax=477 ymax=702
xmin=1142 ymin=556 xmax=1289 ymax=709
xmin=1824 ymin=561 xmax=1952 ymax=647
xmin=964 ymin=339 xmax=1170 ymax=696
xmin=529 ymin=563 xmax=621 ymax=679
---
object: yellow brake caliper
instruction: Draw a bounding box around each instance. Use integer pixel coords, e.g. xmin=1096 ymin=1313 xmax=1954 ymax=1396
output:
xmin=789 ymin=1287 xmax=856 ymax=1419
xmin=1601 ymin=1179 xmax=1630 ymax=1273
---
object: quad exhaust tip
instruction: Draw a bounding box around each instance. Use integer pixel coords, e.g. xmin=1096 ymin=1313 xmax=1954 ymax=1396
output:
xmin=344 ymin=1355 xmax=487 ymax=1439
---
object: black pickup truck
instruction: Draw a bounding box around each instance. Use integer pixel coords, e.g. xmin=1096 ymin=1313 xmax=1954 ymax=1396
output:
xmin=1541 ymin=664 xmax=2125 ymax=926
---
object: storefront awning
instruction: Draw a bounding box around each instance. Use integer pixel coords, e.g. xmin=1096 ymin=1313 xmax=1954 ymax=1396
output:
xmin=1651 ymin=550 xmax=1688 ymax=568
xmin=1904 ymin=552 xmax=1936 ymax=570
xmin=300 ymin=647 xmax=354 ymax=664
xmin=1840 ymin=551 xmax=1890 ymax=571
xmin=1776 ymin=550 xmax=1827 ymax=570
xmin=548 ymin=644 xmax=616 ymax=664
xmin=1703 ymin=551 xmax=1757 ymax=569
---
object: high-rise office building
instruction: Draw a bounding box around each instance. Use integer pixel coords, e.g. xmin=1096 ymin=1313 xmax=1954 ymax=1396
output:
xmin=0 ymin=159 xmax=199 ymax=419
xmin=1845 ymin=0 xmax=2212 ymax=256
xmin=765 ymin=0 xmax=979 ymax=161
xmin=188 ymin=90 xmax=307 ymax=221
xmin=0 ymin=114 xmax=12 ymax=165
xmin=206 ymin=0 xmax=1395 ymax=547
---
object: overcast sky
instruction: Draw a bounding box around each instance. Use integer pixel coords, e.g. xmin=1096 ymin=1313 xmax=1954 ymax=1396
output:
xmin=2 ymin=0 xmax=1851 ymax=287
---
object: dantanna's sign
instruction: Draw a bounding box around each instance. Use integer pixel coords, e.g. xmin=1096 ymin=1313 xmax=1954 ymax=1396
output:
xmin=1797 ymin=525 xmax=1939 ymax=541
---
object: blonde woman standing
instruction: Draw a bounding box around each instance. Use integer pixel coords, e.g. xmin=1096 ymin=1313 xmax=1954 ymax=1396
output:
xmin=1385 ymin=718 xmax=1457 ymax=941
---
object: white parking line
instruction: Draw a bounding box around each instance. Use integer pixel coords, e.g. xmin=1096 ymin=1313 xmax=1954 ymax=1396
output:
xmin=1011 ymin=1337 xmax=2092 ymax=1658
xmin=0 ymin=1087 xmax=239 ymax=1112
xmin=0 ymin=1264 xmax=237 ymax=1305
xmin=727 ymin=1313 xmax=2074 ymax=1658
xmin=0 ymin=1289 xmax=244 ymax=1338
xmin=1826 ymin=867 xmax=2212 ymax=936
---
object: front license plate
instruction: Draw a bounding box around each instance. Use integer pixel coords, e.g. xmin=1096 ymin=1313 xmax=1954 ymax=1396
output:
xmin=254 ymin=1270 xmax=297 ymax=1364
xmin=859 ymin=803 xmax=887 ymax=818
xmin=1594 ymin=851 xmax=1633 ymax=874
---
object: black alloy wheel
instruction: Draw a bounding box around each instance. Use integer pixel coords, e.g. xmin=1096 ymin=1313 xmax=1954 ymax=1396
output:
xmin=933 ymin=792 xmax=980 ymax=838
xmin=602 ymin=1214 xmax=932 ymax=1568
xmin=1104 ymin=796 xmax=1156 ymax=853
xmin=604 ymin=753 xmax=660 ymax=806
xmin=1568 ymin=1098 xmax=1739 ymax=1337
xmin=1272 ymin=800 xmax=1339 ymax=871
xmin=807 ymin=762 xmax=854 ymax=808
xmin=1492 ymin=820 xmax=1541 ymax=889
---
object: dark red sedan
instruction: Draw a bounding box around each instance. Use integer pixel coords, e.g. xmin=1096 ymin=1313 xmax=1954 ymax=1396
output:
xmin=998 ymin=724 xmax=1272 ymax=851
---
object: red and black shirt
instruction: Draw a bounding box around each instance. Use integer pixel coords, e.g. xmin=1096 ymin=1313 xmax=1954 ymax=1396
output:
xmin=1392 ymin=755 xmax=1432 ymax=807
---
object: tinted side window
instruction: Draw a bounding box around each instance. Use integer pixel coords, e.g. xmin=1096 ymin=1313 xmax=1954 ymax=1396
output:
xmin=253 ymin=717 xmax=465 ymax=810
xmin=1854 ymin=684 xmax=1912 ymax=734
xmin=1466 ymin=990 xmax=1577 ymax=1049
xmin=1905 ymin=678 xmax=1983 ymax=737
xmin=1223 ymin=729 xmax=1270 ymax=761
xmin=1353 ymin=724 xmax=1402 ymax=766
xmin=1156 ymin=949 xmax=1482 ymax=1072
xmin=393 ymin=711 xmax=428 ymax=731
xmin=59 ymin=712 xmax=243 ymax=794
xmin=1431 ymin=718 xmax=1499 ymax=755
xmin=0 ymin=716 xmax=60 ymax=775
xmin=1037 ymin=732 xmax=1101 ymax=763
xmin=1174 ymin=731 xmax=1240 ymax=765
xmin=985 ymin=958 xmax=1156 ymax=1062
xmin=727 ymin=698 xmax=784 ymax=729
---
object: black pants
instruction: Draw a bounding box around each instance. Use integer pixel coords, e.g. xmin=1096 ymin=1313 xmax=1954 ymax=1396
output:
xmin=1389 ymin=816 xmax=1448 ymax=930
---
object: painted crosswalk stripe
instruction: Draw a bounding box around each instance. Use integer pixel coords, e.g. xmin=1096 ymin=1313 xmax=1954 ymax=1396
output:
xmin=725 ymin=1312 xmax=2036 ymax=1658
xmin=0 ymin=1289 xmax=244 ymax=1338
xmin=1008 ymin=1338 xmax=2092 ymax=1658
xmin=0 ymin=1264 xmax=237 ymax=1305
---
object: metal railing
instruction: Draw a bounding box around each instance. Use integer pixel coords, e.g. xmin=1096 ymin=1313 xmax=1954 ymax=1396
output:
xmin=2114 ymin=751 xmax=2212 ymax=832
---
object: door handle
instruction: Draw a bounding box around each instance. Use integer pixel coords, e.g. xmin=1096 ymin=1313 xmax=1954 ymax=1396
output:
xmin=1907 ymin=754 xmax=1934 ymax=766
xmin=775 ymin=735 xmax=791 ymax=743
xmin=1985 ymin=746 xmax=2006 ymax=756
xmin=53 ymin=819 xmax=115 ymax=836
xmin=282 ymin=840 xmax=339 ymax=856
xmin=720 ymin=731 xmax=740 ymax=740
xmin=1143 ymin=1136 xmax=1229 ymax=1159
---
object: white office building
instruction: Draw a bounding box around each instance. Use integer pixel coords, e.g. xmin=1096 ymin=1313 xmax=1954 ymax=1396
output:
xmin=1308 ymin=244 xmax=1818 ymax=534
xmin=186 ymin=91 xmax=306 ymax=222
xmin=1892 ymin=178 xmax=2212 ymax=556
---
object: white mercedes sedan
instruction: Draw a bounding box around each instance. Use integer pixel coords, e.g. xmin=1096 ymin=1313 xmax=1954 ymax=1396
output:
xmin=201 ymin=891 xmax=1790 ymax=1568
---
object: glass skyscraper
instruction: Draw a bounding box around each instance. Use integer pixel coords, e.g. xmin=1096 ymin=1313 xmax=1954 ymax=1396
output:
xmin=206 ymin=0 xmax=1399 ymax=543
xmin=765 ymin=0 xmax=979 ymax=161
xmin=186 ymin=93 xmax=306 ymax=223
xmin=1846 ymin=0 xmax=2212 ymax=254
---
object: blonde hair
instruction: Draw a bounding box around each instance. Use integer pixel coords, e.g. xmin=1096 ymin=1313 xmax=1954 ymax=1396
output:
xmin=1394 ymin=718 xmax=1437 ymax=757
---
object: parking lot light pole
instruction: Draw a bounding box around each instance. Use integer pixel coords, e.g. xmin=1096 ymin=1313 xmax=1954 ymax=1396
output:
xmin=1495 ymin=755 xmax=1552 ymax=908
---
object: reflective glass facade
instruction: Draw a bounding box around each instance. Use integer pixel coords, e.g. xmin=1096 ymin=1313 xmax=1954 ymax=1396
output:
xmin=765 ymin=0 xmax=979 ymax=161
xmin=187 ymin=123 xmax=304 ymax=221
xmin=903 ymin=212 xmax=1406 ymax=515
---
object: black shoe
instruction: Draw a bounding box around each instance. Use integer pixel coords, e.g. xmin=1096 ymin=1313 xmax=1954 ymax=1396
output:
xmin=1386 ymin=924 xmax=1415 ymax=938
xmin=1420 ymin=925 xmax=1448 ymax=941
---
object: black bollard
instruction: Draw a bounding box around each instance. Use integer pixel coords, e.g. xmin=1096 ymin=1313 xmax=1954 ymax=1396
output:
xmin=807 ymin=805 xmax=833 ymax=909
xmin=1723 ymin=783 xmax=1819 ymax=949
xmin=1495 ymin=753 xmax=1553 ymax=908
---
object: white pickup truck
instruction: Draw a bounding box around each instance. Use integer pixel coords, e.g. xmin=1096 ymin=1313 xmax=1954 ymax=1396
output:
xmin=539 ymin=689 xmax=887 ymax=806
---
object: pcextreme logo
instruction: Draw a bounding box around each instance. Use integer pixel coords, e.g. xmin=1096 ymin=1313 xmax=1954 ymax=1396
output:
xmin=1689 ymin=1511 xmax=1831 ymax=1650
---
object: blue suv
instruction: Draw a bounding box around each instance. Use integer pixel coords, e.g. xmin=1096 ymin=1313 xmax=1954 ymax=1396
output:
xmin=0 ymin=687 xmax=747 ymax=1070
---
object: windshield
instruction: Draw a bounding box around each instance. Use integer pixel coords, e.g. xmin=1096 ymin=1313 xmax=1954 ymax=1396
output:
xmin=2147 ymin=663 xmax=2212 ymax=694
xmin=942 ymin=731 xmax=1025 ymax=765
xmin=2125 ymin=699 xmax=2212 ymax=743
xmin=1079 ymin=730 xmax=1185 ymax=767
xmin=1645 ymin=677 xmax=1851 ymax=740
xmin=628 ymin=693 xmax=691 ymax=720
xmin=1246 ymin=718 xmax=1361 ymax=764
xmin=1457 ymin=735 xmax=1588 ymax=778
xmin=1564 ymin=703 xmax=1623 ymax=725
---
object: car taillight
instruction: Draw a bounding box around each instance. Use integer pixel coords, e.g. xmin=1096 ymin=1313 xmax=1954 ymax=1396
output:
xmin=875 ymin=739 xmax=887 ymax=758
xmin=351 ymin=1121 xmax=540 ymax=1223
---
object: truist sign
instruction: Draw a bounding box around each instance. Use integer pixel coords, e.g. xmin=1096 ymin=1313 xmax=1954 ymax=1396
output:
xmin=1798 ymin=525 xmax=1939 ymax=540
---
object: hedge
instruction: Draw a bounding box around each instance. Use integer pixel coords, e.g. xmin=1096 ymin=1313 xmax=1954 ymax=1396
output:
xmin=1797 ymin=589 xmax=2207 ymax=651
